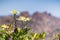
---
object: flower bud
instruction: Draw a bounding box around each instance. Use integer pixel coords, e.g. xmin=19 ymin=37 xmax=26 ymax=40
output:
xmin=12 ymin=10 xmax=17 ymax=14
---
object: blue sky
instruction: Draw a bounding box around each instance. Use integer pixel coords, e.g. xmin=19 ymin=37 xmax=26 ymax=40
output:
xmin=0 ymin=0 xmax=60 ymax=18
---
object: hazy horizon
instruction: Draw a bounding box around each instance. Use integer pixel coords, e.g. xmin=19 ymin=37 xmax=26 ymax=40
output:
xmin=0 ymin=0 xmax=60 ymax=18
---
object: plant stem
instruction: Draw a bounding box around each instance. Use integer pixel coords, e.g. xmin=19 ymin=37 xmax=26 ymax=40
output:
xmin=14 ymin=14 xmax=17 ymax=28
xmin=21 ymin=21 xmax=24 ymax=30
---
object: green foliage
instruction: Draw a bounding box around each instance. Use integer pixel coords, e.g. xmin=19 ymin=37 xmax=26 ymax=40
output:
xmin=58 ymin=34 xmax=60 ymax=39
xmin=52 ymin=34 xmax=60 ymax=40
xmin=0 ymin=10 xmax=46 ymax=40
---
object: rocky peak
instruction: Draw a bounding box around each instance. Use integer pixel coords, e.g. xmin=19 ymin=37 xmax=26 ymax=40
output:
xmin=20 ymin=11 xmax=30 ymax=17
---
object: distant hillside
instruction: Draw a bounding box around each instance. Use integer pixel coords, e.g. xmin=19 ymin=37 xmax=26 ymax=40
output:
xmin=0 ymin=11 xmax=60 ymax=40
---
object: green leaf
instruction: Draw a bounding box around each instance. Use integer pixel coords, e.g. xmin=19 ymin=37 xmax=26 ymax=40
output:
xmin=23 ymin=28 xmax=30 ymax=35
xmin=8 ymin=24 xmax=12 ymax=31
xmin=14 ymin=28 xmax=18 ymax=34
xmin=35 ymin=34 xmax=40 ymax=40
xmin=39 ymin=32 xmax=46 ymax=39
xmin=23 ymin=37 xmax=28 ymax=40
xmin=30 ymin=33 xmax=35 ymax=37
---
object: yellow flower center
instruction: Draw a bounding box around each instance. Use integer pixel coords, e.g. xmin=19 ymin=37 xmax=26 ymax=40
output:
xmin=12 ymin=10 xmax=17 ymax=14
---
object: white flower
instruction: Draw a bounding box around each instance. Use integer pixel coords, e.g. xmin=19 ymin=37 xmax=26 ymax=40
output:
xmin=1 ymin=24 xmax=9 ymax=28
